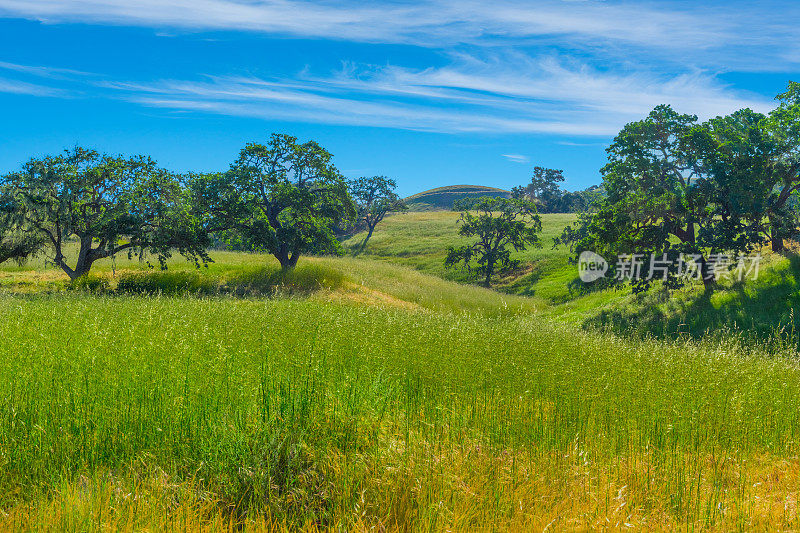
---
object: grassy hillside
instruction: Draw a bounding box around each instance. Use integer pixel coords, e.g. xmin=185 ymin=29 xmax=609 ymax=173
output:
xmin=582 ymin=252 xmax=800 ymax=342
xmin=344 ymin=211 xmax=584 ymax=304
xmin=0 ymin=246 xmax=541 ymax=318
xmin=345 ymin=212 xmax=800 ymax=345
xmin=3 ymin=261 xmax=800 ymax=529
xmin=404 ymin=184 xmax=511 ymax=211
xmin=4 ymin=216 xmax=800 ymax=529
xmin=10 ymin=211 xmax=797 ymax=342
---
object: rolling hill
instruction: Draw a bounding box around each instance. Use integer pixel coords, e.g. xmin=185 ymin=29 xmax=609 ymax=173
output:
xmin=3 ymin=213 xmax=800 ymax=530
xmin=404 ymin=184 xmax=511 ymax=211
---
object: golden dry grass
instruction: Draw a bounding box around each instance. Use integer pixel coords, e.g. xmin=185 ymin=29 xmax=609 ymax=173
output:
xmin=4 ymin=441 xmax=799 ymax=532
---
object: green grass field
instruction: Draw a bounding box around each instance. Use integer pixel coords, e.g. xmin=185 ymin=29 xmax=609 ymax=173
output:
xmin=3 ymin=214 xmax=800 ymax=530
xmin=344 ymin=211 xmax=581 ymax=303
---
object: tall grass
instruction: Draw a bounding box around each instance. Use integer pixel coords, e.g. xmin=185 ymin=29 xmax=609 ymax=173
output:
xmin=2 ymin=294 xmax=800 ymax=529
xmin=5 ymin=217 xmax=800 ymax=529
xmin=315 ymin=256 xmax=540 ymax=317
xmin=582 ymin=253 xmax=800 ymax=347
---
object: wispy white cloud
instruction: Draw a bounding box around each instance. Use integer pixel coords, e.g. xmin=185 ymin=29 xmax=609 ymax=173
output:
xmin=95 ymin=52 xmax=772 ymax=135
xmin=317 ymin=53 xmax=775 ymax=119
xmin=100 ymin=75 xmax=614 ymax=135
xmin=2 ymin=1 xmax=799 ymax=70
xmin=0 ymin=60 xmax=94 ymax=97
xmin=502 ymin=154 xmax=530 ymax=164
xmin=0 ymin=48 xmax=776 ymax=135
xmin=0 ymin=61 xmax=94 ymax=79
xmin=0 ymin=0 xmax=720 ymax=46
xmin=0 ymin=1 xmax=785 ymax=136
xmin=122 ymin=92 xmax=614 ymax=135
xmin=0 ymin=76 xmax=63 ymax=96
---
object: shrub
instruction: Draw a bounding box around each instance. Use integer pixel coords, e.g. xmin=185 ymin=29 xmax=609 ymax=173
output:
xmin=224 ymin=263 xmax=346 ymax=296
xmin=113 ymin=263 xmax=345 ymax=298
xmin=68 ymin=274 xmax=110 ymax=293
xmin=116 ymin=271 xmax=219 ymax=296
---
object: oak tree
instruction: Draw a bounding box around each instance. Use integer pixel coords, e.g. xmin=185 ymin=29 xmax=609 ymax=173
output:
xmin=1 ymin=147 xmax=210 ymax=279
xmin=513 ymin=166 xmax=565 ymax=213
xmin=559 ymin=105 xmax=768 ymax=291
xmin=192 ymin=134 xmax=356 ymax=269
xmin=350 ymin=175 xmax=406 ymax=252
xmin=763 ymin=81 xmax=800 ymax=251
xmin=445 ymin=196 xmax=542 ymax=287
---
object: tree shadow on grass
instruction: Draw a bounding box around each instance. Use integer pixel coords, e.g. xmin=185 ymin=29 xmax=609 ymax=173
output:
xmin=498 ymin=263 xmax=543 ymax=296
xmin=585 ymin=254 xmax=800 ymax=347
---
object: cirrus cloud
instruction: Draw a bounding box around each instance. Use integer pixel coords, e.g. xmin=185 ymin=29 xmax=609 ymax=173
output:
xmin=502 ymin=154 xmax=530 ymax=164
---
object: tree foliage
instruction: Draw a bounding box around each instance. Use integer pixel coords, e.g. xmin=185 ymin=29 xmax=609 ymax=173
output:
xmin=550 ymin=186 xmax=604 ymax=213
xmin=191 ymin=134 xmax=356 ymax=269
xmin=1 ymin=147 xmax=210 ymax=279
xmin=763 ymin=81 xmax=800 ymax=251
xmin=350 ymin=175 xmax=406 ymax=251
xmin=445 ymin=196 xmax=542 ymax=287
xmin=0 ymin=186 xmax=44 ymax=264
xmin=513 ymin=167 xmax=603 ymax=213
xmin=559 ymin=105 xmax=774 ymax=291
xmin=514 ymin=166 xmax=564 ymax=203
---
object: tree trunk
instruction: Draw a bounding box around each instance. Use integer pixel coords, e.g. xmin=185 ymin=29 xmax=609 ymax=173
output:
xmin=772 ymin=233 xmax=785 ymax=253
xmin=56 ymin=237 xmax=96 ymax=280
xmin=275 ymin=247 xmax=300 ymax=270
xmin=697 ymin=255 xmax=716 ymax=292
xmin=71 ymin=262 xmax=93 ymax=280
xmin=275 ymin=254 xmax=291 ymax=270
xmin=676 ymin=224 xmax=715 ymax=291
xmin=357 ymin=224 xmax=376 ymax=254
xmin=769 ymin=184 xmax=797 ymax=253
xmin=70 ymin=237 xmax=95 ymax=280
xmin=770 ymin=216 xmax=785 ymax=253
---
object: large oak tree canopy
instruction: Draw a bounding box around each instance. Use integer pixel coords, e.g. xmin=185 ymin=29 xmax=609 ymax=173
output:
xmin=0 ymin=147 xmax=210 ymax=279
xmin=192 ymin=133 xmax=356 ymax=269
xmin=560 ymin=105 xmax=779 ymax=291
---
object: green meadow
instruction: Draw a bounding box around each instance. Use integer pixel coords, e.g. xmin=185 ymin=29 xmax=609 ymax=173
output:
xmin=344 ymin=211 xmax=579 ymax=302
xmin=3 ymin=214 xmax=800 ymax=530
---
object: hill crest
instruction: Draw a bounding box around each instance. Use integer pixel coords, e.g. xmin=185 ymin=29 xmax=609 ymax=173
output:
xmin=404 ymin=185 xmax=511 ymax=211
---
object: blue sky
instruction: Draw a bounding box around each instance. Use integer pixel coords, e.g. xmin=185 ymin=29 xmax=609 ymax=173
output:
xmin=0 ymin=1 xmax=797 ymax=196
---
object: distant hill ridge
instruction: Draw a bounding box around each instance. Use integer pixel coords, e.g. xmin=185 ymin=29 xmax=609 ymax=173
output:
xmin=404 ymin=185 xmax=512 ymax=211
